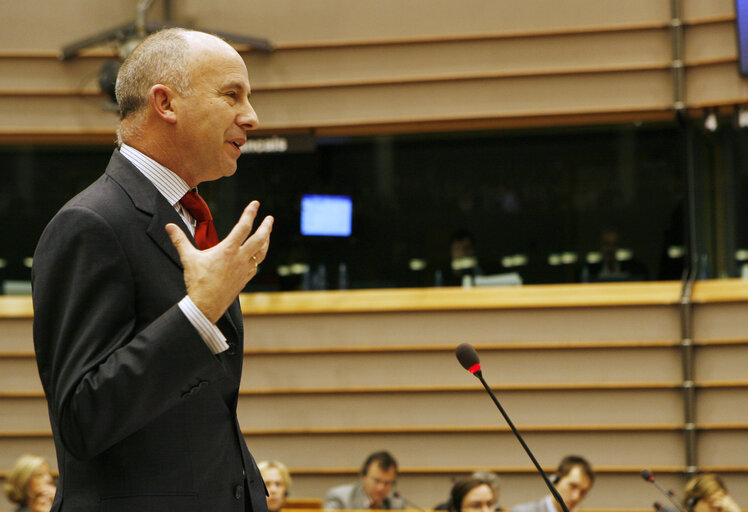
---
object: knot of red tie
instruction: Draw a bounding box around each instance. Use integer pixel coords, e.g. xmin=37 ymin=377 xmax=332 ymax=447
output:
xmin=179 ymin=190 xmax=219 ymax=250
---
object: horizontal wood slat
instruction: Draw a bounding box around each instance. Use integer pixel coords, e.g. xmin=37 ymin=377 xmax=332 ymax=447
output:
xmin=3 ymin=422 xmax=748 ymax=438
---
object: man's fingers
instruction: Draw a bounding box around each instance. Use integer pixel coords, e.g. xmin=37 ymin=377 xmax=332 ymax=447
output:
xmin=225 ymin=201 xmax=260 ymax=246
xmin=165 ymin=223 xmax=193 ymax=259
xmin=241 ymin=215 xmax=274 ymax=255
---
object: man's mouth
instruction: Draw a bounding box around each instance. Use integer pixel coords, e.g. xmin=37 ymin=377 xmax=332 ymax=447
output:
xmin=228 ymin=139 xmax=245 ymax=152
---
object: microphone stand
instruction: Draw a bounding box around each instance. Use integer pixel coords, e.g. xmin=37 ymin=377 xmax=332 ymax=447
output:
xmin=641 ymin=470 xmax=687 ymax=512
xmin=472 ymin=370 xmax=570 ymax=512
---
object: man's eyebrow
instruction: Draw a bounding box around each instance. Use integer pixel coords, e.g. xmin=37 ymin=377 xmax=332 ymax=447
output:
xmin=221 ymin=80 xmax=246 ymax=90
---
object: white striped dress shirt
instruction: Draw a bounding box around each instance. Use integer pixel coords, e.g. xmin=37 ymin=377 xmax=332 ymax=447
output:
xmin=119 ymin=144 xmax=229 ymax=355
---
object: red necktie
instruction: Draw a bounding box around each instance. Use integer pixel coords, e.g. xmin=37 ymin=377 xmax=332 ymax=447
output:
xmin=179 ymin=190 xmax=219 ymax=250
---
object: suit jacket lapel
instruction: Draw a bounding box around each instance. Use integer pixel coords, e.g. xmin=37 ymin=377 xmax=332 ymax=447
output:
xmin=104 ymin=149 xmax=241 ymax=342
xmin=105 ymin=150 xmax=189 ymax=270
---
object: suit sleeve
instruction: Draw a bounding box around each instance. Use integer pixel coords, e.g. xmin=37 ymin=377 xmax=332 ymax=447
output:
xmin=32 ymin=205 xmax=228 ymax=461
xmin=323 ymin=494 xmax=345 ymax=511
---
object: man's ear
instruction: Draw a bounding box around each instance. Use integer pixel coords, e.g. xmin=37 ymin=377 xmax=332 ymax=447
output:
xmin=149 ymin=84 xmax=178 ymax=124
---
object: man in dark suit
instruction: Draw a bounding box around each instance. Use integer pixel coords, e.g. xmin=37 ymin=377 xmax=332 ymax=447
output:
xmin=31 ymin=28 xmax=273 ymax=512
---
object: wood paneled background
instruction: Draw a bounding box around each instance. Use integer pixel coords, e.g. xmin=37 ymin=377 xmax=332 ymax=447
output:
xmin=0 ymin=0 xmax=746 ymax=142
xmin=1 ymin=281 xmax=747 ymax=511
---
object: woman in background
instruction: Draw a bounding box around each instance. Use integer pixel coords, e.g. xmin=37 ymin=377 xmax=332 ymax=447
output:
xmin=449 ymin=476 xmax=498 ymax=512
xmin=259 ymin=460 xmax=293 ymax=512
xmin=685 ymin=474 xmax=740 ymax=512
xmin=3 ymin=454 xmax=56 ymax=512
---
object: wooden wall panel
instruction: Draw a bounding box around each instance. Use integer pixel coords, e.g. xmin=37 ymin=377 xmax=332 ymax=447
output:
xmin=0 ymin=358 xmax=41 ymax=391
xmin=0 ymin=397 xmax=49 ymax=431
xmin=1 ymin=0 xmax=748 ymax=138
xmin=245 ymin=31 xmax=671 ymax=89
xmin=244 ymin=306 xmax=681 ymax=350
xmin=0 ymin=436 xmax=56 ymax=473
xmin=177 ymin=0 xmax=670 ymax=45
xmin=0 ymin=58 xmax=105 ymax=92
xmin=242 ymin=347 xmax=682 ymax=390
xmin=237 ymin=389 xmax=685 ymax=431
xmin=685 ymin=21 xmax=737 ymax=64
xmin=693 ymin=302 xmax=748 ymax=339
xmin=696 ymin=388 xmax=748 ymax=424
xmin=247 ymin=70 xmax=674 ymax=130
xmin=3 ymin=282 xmax=748 ymax=509
xmin=687 ymin=62 xmax=748 ymax=107
xmin=694 ymin=344 xmax=748 ymax=381
xmin=247 ymin=431 xmax=685 ymax=470
xmin=0 ymin=0 xmax=135 ymax=50
xmin=698 ymin=431 xmax=748 ymax=466
xmin=0 ymin=318 xmax=33 ymax=352
xmin=682 ymin=0 xmax=734 ymax=22
xmin=0 ymin=96 xmax=119 ymax=132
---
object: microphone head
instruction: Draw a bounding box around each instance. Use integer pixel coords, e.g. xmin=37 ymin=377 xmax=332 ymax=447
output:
xmin=641 ymin=469 xmax=654 ymax=482
xmin=456 ymin=343 xmax=481 ymax=375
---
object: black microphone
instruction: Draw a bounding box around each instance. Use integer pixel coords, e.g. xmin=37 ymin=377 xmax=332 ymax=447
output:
xmin=654 ymin=502 xmax=680 ymax=512
xmin=455 ymin=343 xmax=570 ymax=512
xmin=640 ymin=469 xmax=687 ymax=512
xmin=393 ymin=491 xmax=425 ymax=511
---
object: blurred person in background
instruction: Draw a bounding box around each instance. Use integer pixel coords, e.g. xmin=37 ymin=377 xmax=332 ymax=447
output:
xmin=447 ymin=476 xmax=498 ymax=512
xmin=435 ymin=471 xmax=501 ymax=511
xmin=685 ymin=474 xmax=740 ymax=512
xmin=324 ymin=451 xmax=404 ymax=510
xmin=510 ymin=455 xmax=594 ymax=512
xmin=4 ymin=454 xmax=56 ymax=512
xmin=259 ymin=460 xmax=292 ymax=512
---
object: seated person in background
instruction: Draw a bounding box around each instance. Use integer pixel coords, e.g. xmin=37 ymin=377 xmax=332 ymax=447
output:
xmin=580 ymin=227 xmax=648 ymax=283
xmin=509 ymin=455 xmax=594 ymax=512
xmin=435 ymin=471 xmax=502 ymax=510
xmin=685 ymin=474 xmax=741 ymax=512
xmin=445 ymin=476 xmax=499 ymax=512
xmin=3 ymin=454 xmax=56 ymax=512
xmin=446 ymin=230 xmax=484 ymax=286
xmin=259 ymin=460 xmax=292 ymax=512
xmin=324 ymin=451 xmax=404 ymax=510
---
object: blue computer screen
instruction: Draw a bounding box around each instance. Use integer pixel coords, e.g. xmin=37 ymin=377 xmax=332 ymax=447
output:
xmin=300 ymin=194 xmax=353 ymax=237
xmin=737 ymin=0 xmax=748 ymax=75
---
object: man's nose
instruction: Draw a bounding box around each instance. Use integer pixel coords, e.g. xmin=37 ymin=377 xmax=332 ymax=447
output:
xmin=238 ymin=100 xmax=259 ymax=131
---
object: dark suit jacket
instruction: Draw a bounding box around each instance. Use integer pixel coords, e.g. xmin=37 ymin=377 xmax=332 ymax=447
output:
xmin=32 ymin=150 xmax=267 ymax=512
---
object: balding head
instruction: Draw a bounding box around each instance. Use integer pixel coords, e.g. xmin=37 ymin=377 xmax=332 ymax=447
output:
xmin=115 ymin=28 xmax=196 ymax=122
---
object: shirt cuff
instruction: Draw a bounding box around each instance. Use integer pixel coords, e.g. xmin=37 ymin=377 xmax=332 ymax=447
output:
xmin=178 ymin=296 xmax=230 ymax=355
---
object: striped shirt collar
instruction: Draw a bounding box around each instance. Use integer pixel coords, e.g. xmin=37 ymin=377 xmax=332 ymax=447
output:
xmin=119 ymin=144 xmax=191 ymax=207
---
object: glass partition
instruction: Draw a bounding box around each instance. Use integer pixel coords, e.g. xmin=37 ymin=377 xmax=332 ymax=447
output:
xmin=0 ymin=121 xmax=697 ymax=293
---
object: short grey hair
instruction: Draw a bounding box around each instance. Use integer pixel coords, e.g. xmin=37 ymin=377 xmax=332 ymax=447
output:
xmin=115 ymin=28 xmax=193 ymax=121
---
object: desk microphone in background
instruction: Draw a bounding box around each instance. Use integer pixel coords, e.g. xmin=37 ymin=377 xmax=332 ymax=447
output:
xmin=640 ymin=469 xmax=687 ymax=512
xmin=455 ymin=343 xmax=570 ymax=512
xmin=393 ymin=491 xmax=426 ymax=511
xmin=655 ymin=502 xmax=681 ymax=512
